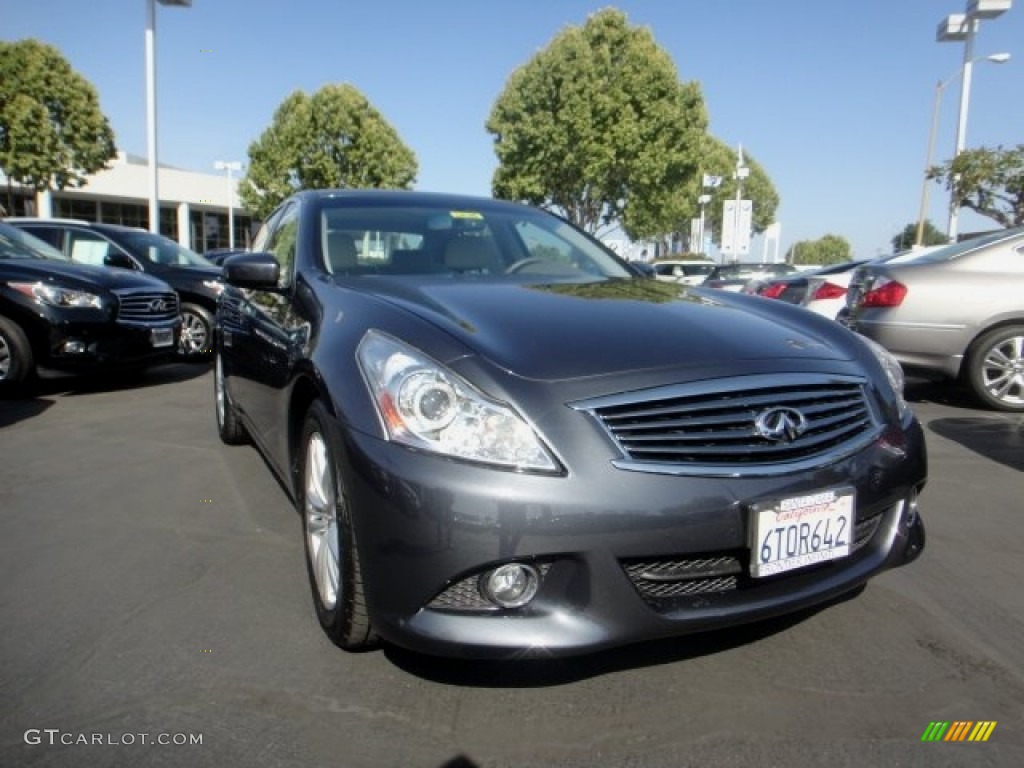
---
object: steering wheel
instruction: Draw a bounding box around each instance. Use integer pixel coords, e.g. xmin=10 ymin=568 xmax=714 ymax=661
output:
xmin=504 ymin=257 xmax=550 ymax=274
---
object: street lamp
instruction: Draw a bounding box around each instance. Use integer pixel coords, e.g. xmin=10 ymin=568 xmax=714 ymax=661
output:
xmin=731 ymin=146 xmax=749 ymax=264
xmin=915 ymin=52 xmax=1010 ymax=246
xmin=145 ymin=0 xmax=191 ymax=234
xmin=936 ymin=0 xmax=1012 ymax=241
xmin=214 ymin=161 xmax=242 ymax=249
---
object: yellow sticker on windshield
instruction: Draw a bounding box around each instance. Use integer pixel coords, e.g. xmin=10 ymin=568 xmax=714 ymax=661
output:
xmin=450 ymin=211 xmax=484 ymax=220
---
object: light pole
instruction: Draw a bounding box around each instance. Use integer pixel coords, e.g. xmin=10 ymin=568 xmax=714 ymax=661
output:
xmin=732 ymin=146 xmax=749 ymax=264
xmin=696 ymin=194 xmax=711 ymax=254
xmin=214 ymin=161 xmax=242 ymax=249
xmin=915 ymin=53 xmax=1010 ymax=246
xmin=145 ymin=0 xmax=191 ymax=234
xmin=936 ymin=0 xmax=1012 ymax=241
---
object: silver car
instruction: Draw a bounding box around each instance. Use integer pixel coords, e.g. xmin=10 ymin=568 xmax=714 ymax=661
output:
xmin=843 ymin=227 xmax=1024 ymax=411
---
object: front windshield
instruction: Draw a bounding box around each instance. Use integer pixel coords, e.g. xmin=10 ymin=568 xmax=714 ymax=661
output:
xmin=0 ymin=222 xmax=67 ymax=261
xmin=317 ymin=201 xmax=633 ymax=280
xmin=116 ymin=230 xmax=213 ymax=267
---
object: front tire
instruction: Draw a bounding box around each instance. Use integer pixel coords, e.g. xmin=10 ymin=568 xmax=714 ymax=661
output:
xmin=966 ymin=325 xmax=1024 ymax=412
xmin=299 ymin=401 xmax=376 ymax=650
xmin=179 ymin=303 xmax=214 ymax=359
xmin=213 ymin=351 xmax=247 ymax=444
xmin=0 ymin=316 xmax=34 ymax=387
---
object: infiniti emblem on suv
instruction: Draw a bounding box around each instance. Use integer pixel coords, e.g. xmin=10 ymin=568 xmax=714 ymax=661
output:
xmin=148 ymin=298 xmax=169 ymax=313
xmin=754 ymin=407 xmax=808 ymax=443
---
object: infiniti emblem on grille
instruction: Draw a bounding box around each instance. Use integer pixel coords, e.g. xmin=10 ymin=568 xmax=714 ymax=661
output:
xmin=148 ymin=298 xmax=169 ymax=313
xmin=754 ymin=407 xmax=808 ymax=443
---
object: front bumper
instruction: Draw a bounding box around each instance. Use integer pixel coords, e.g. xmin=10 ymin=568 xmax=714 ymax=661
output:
xmin=36 ymin=314 xmax=181 ymax=375
xmin=337 ymin=413 xmax=927 ymax=659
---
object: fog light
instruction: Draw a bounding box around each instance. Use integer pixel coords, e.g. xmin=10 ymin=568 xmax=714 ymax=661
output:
xmin=480 ymin=563 xmax=540 ymax=609
xmin=904 ymin=488 xmax=920 ymax=528
xmin=61 ymin=340 xmax=87 ymax=354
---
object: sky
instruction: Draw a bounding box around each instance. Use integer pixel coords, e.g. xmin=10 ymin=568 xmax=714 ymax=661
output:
xmin=3 ymin=0 xmax=1022 ymax=259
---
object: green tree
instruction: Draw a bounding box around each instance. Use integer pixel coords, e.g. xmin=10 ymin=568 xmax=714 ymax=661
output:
xmin=240 ymin=83 xmax=417 ymax=220
xmin=486 ymin=8 xmax=707 ymax=240
xmin=697 ymin=136 xmax=779 ymax=247
xmin=891 ymin=220 xmax=947 ymax=253
xmin=0 ymin=39 xmax=116 ymax=208
xmin=785 ymin=234 xmax=851 ymax=266
xmin=929 ymin=144 xmax=1024 ymax=228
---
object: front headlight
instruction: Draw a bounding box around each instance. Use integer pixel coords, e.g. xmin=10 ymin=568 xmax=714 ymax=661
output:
xmin=357 ymin=330 xmax=559 ymax=472
xmin=9 ymin=281 xmax=103 ymax=309
xmin=860 ymin=335 xmax=909 ymax=417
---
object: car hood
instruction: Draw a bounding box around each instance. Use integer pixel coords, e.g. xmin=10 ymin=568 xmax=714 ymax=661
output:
xmin=0 ymin=259 xmax=171 ymax=292
xmin=361 ymin=278 xmax=855 ymax=381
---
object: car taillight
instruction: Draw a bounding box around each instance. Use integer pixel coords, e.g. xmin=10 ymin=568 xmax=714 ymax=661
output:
xmin=759 ymin=282 xmax=788 ymax=299
xmin=861 ymin=278 xmax=907 ymax=307
xmin=812 ymin=281 xmax=847 ymax=301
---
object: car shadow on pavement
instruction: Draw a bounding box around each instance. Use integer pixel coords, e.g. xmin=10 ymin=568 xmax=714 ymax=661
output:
xmin=928 ymin=416 xmax=1024 ymax=472
xmin=903 ymin=377 xmax=978 ymax=410
xmin=32 ymin=362 xmax=209 ymax=398
xmin=0 ymin=396 xmax=54 ymax=428
xmin=383 ymin=586 xmax=865 ymax=687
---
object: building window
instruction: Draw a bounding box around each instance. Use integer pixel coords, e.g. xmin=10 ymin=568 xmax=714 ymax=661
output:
xmin=53 ymin=197 xmax=99 ymax=221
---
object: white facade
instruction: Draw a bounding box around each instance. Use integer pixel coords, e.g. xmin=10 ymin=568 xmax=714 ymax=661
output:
xmin=1 ymin=152 xmax=253 ymax=252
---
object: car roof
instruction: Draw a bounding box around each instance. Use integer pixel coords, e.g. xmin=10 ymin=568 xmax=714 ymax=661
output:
xmin=290 ymin=188 xmax=538 ymax=213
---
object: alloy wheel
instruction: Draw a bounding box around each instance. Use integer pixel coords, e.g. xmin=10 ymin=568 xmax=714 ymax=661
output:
xmin=305 ymin=432 xmax=340 ymax=610
xmin=980 ymin=333 xmax=1024 ymax=407
xmin=0 ymin=334 xmax=10 ymax=380
xmin=214 ymin=353 xmax=226 ymax=428
xmin=180 ymin=311 xmax=209 ymax=355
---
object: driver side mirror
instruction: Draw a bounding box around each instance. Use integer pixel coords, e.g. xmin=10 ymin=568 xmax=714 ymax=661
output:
xmin=222 ymin=252 xmax=280 ymax=290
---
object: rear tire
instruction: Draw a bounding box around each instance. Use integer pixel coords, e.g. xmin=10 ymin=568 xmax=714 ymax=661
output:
xmin=966 ymin=325 xmax=1024 ymax=412
xmin=0 ymin=316 xmax=34 ymax=388
xmin=299 ymin=401 xmax=377 ymax=650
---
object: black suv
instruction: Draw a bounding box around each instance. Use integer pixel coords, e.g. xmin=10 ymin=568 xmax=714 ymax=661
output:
xmin=1 ymin=221 xmax=180 ymax=388
xmin=7 ymin=218 xmax=223 ymax=358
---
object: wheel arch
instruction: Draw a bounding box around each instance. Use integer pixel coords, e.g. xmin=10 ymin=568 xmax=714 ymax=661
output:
xmin=287 ymin=370 xmax=337 ymax=497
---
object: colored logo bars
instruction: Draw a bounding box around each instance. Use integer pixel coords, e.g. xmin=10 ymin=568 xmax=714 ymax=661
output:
xmin=921 ymin=721 xmax=997 ymax=742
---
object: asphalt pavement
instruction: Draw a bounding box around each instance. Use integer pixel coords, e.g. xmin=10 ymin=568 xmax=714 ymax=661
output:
xmin=1 ymin=366 xmax=1022 ymax=767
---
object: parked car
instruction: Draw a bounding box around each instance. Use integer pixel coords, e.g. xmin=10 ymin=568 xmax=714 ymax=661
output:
xmin=651 ymin=259 xmax=715 ymax=286
xmin=843 ymin=227 xmax=1024 ymax=411
xmin=214 ymin=189 xmax=926 ymax=659
xmin=0 ymin=221 xmax=180 ymax=387
xmin=752 ymin=260 xmax=873 ymax=317
xmin=702 ymin=262 xmax=796 ymax=291
xmin=6 ymin=218 xmax=223 ymax=359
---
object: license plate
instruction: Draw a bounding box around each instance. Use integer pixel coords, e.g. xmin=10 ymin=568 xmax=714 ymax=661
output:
xmin=750 ymin=488 xmax=854 ymax=578
xmin=151 ymin=328 xmax=174 ymax=348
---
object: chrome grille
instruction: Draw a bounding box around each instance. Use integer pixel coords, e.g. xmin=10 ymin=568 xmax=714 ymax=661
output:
xmin=576 ymin=374 xmax=879 ymax=476
xmin=115 ymin=290 xmax=179 ymax=322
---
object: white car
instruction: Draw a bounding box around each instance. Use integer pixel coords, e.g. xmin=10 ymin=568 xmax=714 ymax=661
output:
xmin=651 ymin=260 xmax=715 ymax=286
xmin=757 ymin=247 xmax=944 ymax=319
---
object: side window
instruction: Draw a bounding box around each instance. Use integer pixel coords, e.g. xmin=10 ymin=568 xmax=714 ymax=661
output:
xmin=20 ymin=226 xmax=63 ymax=253
xmin=265 ymin=203 xmax=299 ymax=287
xmin=67 ymin=230 xmax=113 ymax=266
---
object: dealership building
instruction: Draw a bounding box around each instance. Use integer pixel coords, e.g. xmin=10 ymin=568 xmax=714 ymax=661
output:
xmin=1 ymin=152 xmax=255 ymax=254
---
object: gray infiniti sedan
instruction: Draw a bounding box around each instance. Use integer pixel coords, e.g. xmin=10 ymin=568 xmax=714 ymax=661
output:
xmin=214 ymin=189 xmax=926 ymax=659
xmin=843 ymin=227 xmax=1024 ymax=412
